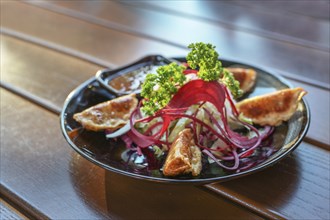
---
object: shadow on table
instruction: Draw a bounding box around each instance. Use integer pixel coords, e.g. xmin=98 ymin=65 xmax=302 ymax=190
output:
xmin=219 ymin=152 xmax=301 ymax=209
xmin=69 ymin=151 xmax=301 ymax=219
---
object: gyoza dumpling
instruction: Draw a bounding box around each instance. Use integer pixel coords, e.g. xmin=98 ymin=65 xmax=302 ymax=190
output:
xmin=226 ymin=67 xmax=257 ymax=94
xmin=163 ymin=129 xmax=202 ymax=177
xmin=236 ymin=87 xmax=306 ymax=126
xmin=73 ymin=94 xmax=138 ymax=131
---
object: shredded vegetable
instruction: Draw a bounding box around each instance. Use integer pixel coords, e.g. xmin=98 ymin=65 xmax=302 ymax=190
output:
xmin=106 ymin=42 xmax=275 ymax=176
xmin=121 ymin=78 xmax=274 ymax=173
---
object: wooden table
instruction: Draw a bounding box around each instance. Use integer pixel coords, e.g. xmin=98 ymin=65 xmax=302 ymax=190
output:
xmin=1 ymin=1 xmax=329 ymax=219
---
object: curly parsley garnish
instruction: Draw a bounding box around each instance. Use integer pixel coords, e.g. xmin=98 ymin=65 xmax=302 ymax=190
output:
xmin=141 ymin=62 xmax=186 ymax=115
xmin=141 ymin=42 xmax=242 ymax=115
xmin=187 ymin=42 xmax=242 ymax=97
xmin=186 ymin=42 xmax=222 ymax=81
xmin=222 ymin=69 xmax=242 ymax=98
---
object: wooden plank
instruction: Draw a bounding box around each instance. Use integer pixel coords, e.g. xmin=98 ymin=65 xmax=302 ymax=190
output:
xmin=119 ymin=0 xmax=329 ymax=50
xmin=0 ymin=1 xmax=186 ymax=67
xmin=1 ymin=33 xmax=329 ymax=148
xmin=0 ymin=88 xmax=262 ymax=219
xmin=0 ymin=199 xmax=28 ymax=220
xmin=0 ymin=34 xmax=100 ymax=108
xmin=2 ymin=1 xmax=330 ymax=87
xmin=207 ymin=142 xmax=330 ymax=220
xmin=229 ymin=0 xmax=330 ymax=20
xmin=0 ymin=89 xmax=110 ymax=220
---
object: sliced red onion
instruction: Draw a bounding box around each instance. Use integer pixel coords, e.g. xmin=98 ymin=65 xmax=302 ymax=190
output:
xmin=124 ymin=79 xmax=275 ymax=172
xmin=106 ymin=123 xmax=131 ymax=139
xmin=203 ymin=149 xmax=239 ymax=170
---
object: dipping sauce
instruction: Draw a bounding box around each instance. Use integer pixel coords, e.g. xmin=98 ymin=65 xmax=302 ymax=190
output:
xmin=108 ymin=65 xmax=160 ymax=93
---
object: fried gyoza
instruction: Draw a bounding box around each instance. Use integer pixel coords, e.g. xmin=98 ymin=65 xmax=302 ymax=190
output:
xmin=226 ymin=67 xmax=257 ymax=94
xmin=236 ymin=87 xmax=307 ymax=126
xmin=163 ymin=129 xmax=202 ymax=177
xmin=73 ymin=94 xmax=138 ymax=132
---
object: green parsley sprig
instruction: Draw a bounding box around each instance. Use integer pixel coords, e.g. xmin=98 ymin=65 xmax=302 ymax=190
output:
xmin=141 ymin=42 xmax=242 ymax=115
xmin=186 ymin=42 xmax=222 ymax=81
xmin=186 ymin=42 xmax=242 ymax=97
xmin=141 ymin=62 xmax=186 ymax=115
xmin=222 ymin=69 xmax=242 ymax=98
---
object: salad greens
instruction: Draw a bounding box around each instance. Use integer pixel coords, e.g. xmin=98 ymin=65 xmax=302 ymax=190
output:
xmin=141 ymin=42 xmax=242 ymax=115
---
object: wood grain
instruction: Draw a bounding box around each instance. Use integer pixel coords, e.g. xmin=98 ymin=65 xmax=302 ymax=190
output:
xmin=120 ymin=0 xmax=329 ymax=50
xmin=0 ymin=199 xmax=27 ymax=220
xmin=0 ymin=89 xmax=110 ymax=219
xmin=0 ymin=1 xmax=186 ymax=67
xmin=208 ymin=142 xmax=330 ymax=219
xmin=22 ymin=0 xmax=330 ymax=87
xmin=229 ymin=0 xmax=330 ymax=20
xmin=0 ymin=34 xmax=99 ymax=108
xmin=1 ymin=1 xmax=329 ymax=219
xmin=0 ymin=88 xmax=261 ymax=219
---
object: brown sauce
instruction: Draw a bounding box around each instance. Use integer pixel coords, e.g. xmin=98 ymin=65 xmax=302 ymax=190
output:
xmin=108 ymin=65 xmax=159 ymax=93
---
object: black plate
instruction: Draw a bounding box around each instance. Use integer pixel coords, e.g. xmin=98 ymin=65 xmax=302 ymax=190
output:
xmin=60 ymin=55 xmax=310 ymax=184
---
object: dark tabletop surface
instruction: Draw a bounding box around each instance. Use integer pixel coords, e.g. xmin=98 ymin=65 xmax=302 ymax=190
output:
xmin=1 ymin=1 xmax=329 ymax=219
